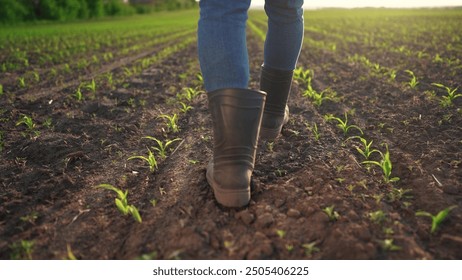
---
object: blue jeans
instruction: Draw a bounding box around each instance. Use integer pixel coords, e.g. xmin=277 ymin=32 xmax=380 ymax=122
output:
xmin=198 ymin=0 xmax=304 ymax=92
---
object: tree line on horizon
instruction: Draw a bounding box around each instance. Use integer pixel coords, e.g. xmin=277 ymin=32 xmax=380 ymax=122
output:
xmin=0 ymin=0 xmax=198 ymax=24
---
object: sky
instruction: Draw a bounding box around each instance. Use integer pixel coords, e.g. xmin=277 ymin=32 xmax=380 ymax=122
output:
xmin=251 ymin=0 xmax=462 ymax=8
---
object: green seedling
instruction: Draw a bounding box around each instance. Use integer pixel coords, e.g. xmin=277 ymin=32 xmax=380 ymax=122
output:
xmin=383 ymin=227 xmax=394 ymax=235
xmin=346 ymin=184 xmax=356 ymax=192
xmin=103 ymin=52 xmax=113 ymax=62
xmin=431 ymin=83 xmax=461 ymax=107
xmin=159 ymin=114 xmax=179 ymax=133
xmin=433 ymin=53 xmax=444 ymax=63
xmin=372 ymin=63 xmax=381 ymax=74
xmin=287 ymin=129 xmax=300 ymax=137
xmin=0 ymin=84 xmax=3 ymax=95
xmin=223 ymin=241 xmax=233 ymax=249
xmin=63 ymin=63 xmax=71 ymax=73
xmin=174 ymin=69 xmax=187 ymax=80
xmin=330 ymin=43 xmax=337 ymax=51
xmin=347 ymin=136 xmax=380 ymax=160
xmin=105 ymin=72 xmax=114 ymax=87
xmin=179 ymin=87 xmax=203 ymax=102
xmin=16 ymin=114 xmax=39 ymax=137
xmin=179 ymin=102 xmax=193 ymax=113
xmin=266 ymin=141 xmax=274 ymax=152
xmin=123 ymin=67 xmax=133 ymax=77
xmin=32 ymin=71 xmax=40 ymax=82
xmin=302 ymin=242 xmax=320 ymax=256
xmin=325 ymin=113 xmax=363 ymax=136
xmin=274 ymin=169 xmax=287 ymax=177
xmin=127 ymin=98 xmax=136 ymax=108
xmin=10 ymin=240 xmax=34 ymax=260
xmin=85 ymin=79 xmax=97 ymax=93
xmin=372 ymin=194 xmax=384 ymax=204
xmin=286 ymin=244 xmax=294 ymax=252
xmin=276 ymin=229 xmax=286 ymax=239
xmin=380 ymin=239 xmax=401 ymax=251
xmin=74 ymin=85 xmax=83 ymax=101
xmin=49 ymin=68 xmax=57 ymax=77
xmin=92 ymin=55 xmax=99 ymax=64
xmin=363 ymin=144 xmax=400 ymax=183
xmin=405 ymin=70 xmax=419 ymax=89
xmin=388 ymin=69 xmax=397 ymax=81
xmin=299 ymin=72 xmax=336 ymax=107
xmin=293 ymin=67 xmax=313 ymax=85
xmin=128 ymin=148 xmax=158 ymax=172
xmin=302 ymin=74 xmax=315 ymax=94
xmin=66 ymin=244 xmax=77 ymax=260
xmin=195 ymin=72 xmax=204 ymax=86
xmin=304 ymin=122 xmax=321 ymax=141
xmin=387 ymin=188 xmax=412 ymax=202
xmin=335 ymin=177 xmax=346 ymax=183
xmin=77 ymin=58 xmax=89 ymax=69
xmin=368 ymin=210 xmax=386 ymax=224
xmin=303 ymin=87 xmax=336 ymax=107
xmin=415 ymin=205 xmax=457 ymax=234
xmin=18 ymin=77 xmax=26 ymax=88
xmin=20 ymin=212 xmax=38 ymax=224
xmin=137 ymin=251 xmax=158 ymax=260
xmin=403 ymin=202 xmax=412 ymax=209
xmin=322 ymin=205 xmax=340 ymax=221
xmin=143 ymin=137 xmax=181 ymax=159
xmin=43 ymin=117 xmax=53 ymax=129
xmin=95 ymin=184 xmax=142 ymax=223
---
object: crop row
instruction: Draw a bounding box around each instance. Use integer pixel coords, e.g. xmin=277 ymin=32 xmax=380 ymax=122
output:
xmin=248 ymin=13 xmax=460 ymax=244
xmin=251 ymin=9 xmax=462 ymax=80
xmin=0 ymin=10 xmax=198 ymax=94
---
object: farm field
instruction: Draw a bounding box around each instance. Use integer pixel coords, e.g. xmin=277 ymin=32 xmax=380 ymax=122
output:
xmin=0 ymin=8 xmax=461 ymax=260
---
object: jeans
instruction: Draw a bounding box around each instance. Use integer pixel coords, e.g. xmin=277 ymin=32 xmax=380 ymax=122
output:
xmin=198 ymin=0 xmax=304 ymax=92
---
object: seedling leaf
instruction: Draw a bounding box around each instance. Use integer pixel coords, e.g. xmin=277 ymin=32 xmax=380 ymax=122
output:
xmin=115 ymin=198 xmax=128 ymax=215
xmin=416 ymin=205 xmax=457 ymax=234
xmin=129 ymin=206 xmax=142 ymax=223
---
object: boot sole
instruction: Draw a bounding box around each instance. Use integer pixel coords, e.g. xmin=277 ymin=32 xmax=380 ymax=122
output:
xmin=206 ymin=162 xmax=251 ymax=208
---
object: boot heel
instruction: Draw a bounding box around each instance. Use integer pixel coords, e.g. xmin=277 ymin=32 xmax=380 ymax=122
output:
xmin=260 ymin=125 xmax=282 ymax=140
xmin=206 ymin=162 xmax=251 ymax=208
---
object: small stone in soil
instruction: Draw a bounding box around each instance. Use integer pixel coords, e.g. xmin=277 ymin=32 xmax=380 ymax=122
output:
xmin=287 ymin=208 xmax=301 ymax=218
xmin=257 ymin=213 xmax=274 ymax=227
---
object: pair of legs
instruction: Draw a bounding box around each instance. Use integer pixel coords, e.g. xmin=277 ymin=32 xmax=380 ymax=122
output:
xmin=198 ymin=0 xmax=304 ymax=92
xmin=198 ymin=0 xmax=304 ymax=207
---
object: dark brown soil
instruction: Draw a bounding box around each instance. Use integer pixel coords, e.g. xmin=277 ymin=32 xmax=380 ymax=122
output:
xmin=1 ymin=11 xmax=461 ymax=260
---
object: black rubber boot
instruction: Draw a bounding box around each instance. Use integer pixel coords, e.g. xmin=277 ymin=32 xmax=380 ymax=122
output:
xmin=259 ymin=65 xmax=294 ymax=140
xmin=206 ymin=88 xmax=266 ymax=207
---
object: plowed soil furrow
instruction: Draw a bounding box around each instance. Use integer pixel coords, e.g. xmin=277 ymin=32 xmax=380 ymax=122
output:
xmin=10 ymin=32 xmax=195 ymax=102
xmin=295 ymin=28 xmax=462 ymax=259
xmin=0 ymin=40 xmax=200 ymax=259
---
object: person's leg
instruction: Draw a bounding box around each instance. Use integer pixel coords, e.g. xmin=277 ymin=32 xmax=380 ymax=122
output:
xmin=264 ymin=0 xmax=304 ymax=71
xmin=259 ymin=0 xmax=304 ymax=140
xmin=198 ymin=0 xmax=266 ymax=208
xmin=198 ymin=0 xmax=251 ymax=92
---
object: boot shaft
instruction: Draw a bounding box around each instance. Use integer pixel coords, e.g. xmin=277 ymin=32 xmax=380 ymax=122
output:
xmin=260 ymin=65 xmax=294 ymax=115
xmin=208 ymin=88 xmax=266 ymax=164
xmin=207 ymin=88 xmax=266 ymax=200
